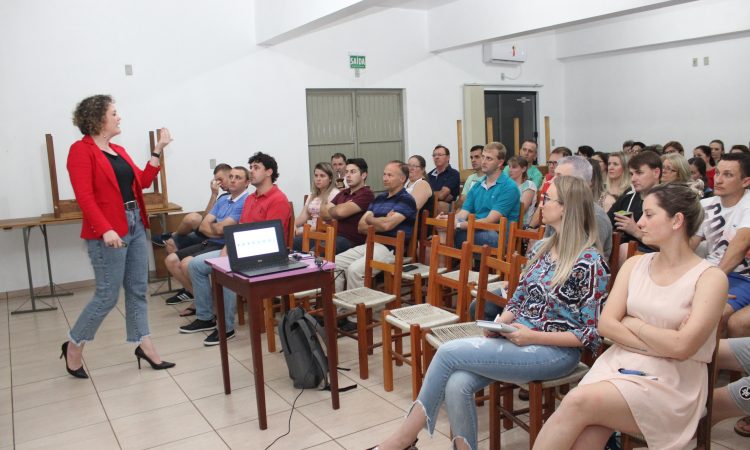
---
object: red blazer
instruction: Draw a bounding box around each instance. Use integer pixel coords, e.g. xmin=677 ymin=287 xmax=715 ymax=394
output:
xmin=67 ymin=135 xmax=160 ymax=239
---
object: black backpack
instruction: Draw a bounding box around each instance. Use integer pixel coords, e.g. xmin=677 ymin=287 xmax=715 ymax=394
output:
xmin=278 ymin=307 xmax=330 ymax=389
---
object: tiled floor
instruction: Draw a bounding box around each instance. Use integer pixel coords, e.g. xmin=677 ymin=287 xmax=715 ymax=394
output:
xmin=0 ymin=283 xmax=747 ymax=449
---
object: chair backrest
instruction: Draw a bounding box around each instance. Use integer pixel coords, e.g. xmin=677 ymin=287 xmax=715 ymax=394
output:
xmin=427 ymin=240 xmax=474 ymax=321
xmin=406 ymin=212 xmax=420 ymax=262
xmin=697 ymin=328 xmax=721 ymax=446
xmin=364 ymin=226 xmax=405 ymax=299
xmin=466 ymin=214 xmax=508 ymax=263
xmin=417 ymin=209 xmax=456 ymax=265
xmin=506 ymin=221 xmax=545 ymax=263
xmin=475 ymin=247 xmax=522 ymax=320
xmin=286 ymin=201 xmax=295 ymax=250
xmin=301 ymin=223 xmax=336 ymax=262
xmin=609 ymin=231 xmax=622 ymax=287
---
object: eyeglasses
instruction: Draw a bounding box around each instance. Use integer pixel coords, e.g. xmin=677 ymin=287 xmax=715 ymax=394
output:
xmin=408 ymin=164 xmax=422 ymax=169
xmin=542 ymin=193 xmax=562 ymax=205
xmin=662 ymin=167 xmax=677 ymax=173
xmin=548 ymin=161 xmax=558 ymax=167
xmin=432 ymin=153 xmax=447 ymax=157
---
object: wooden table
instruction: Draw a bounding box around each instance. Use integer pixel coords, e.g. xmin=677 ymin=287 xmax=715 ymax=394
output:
xmin=0 ymin=203 xmax=182 ymax=313
xmin=206 ymin=256 xmax=340 ymax=430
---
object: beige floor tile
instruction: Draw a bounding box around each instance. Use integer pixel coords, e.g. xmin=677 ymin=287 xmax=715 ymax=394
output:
xmin=217 ymin=409 xmax=332 ymax=450
xmin=11 ymin=375 xmax=96 ymax=412
xmin=711 ymin=417 xmax=750 ymax=450
xmin=100 ymin=376 xmax=188 ymax=420
xmin=237 ymin=353 xmax=293 ymax=382
xmin=0 ymin=413 xmax=12 ymax=448
xmin=147 ymin=332 xmax=220 ymax=357
xmin=14 ymin=421 xmax=119 ymax=450
xmin=11 ymin=355 xmax=74 ymax=386
xmin=335 ymin=417 xmax=452 ymax=449
xmin=173 ymin=360 xmax=253 ymax=400
xmin=149 ymin=431 xmax=229 ymax=449
xmin=111 ymin=402 xmax=212 ymax=450
xmin=76 ymin=342 xmax=136 ymax=370
xmin=297 ymin=388 xmax=405 ymax=438
xmin=266 ymin=371 xmax=360 ymax=408
xmin=0 ymin=388 xmax=10 ymax=416
xmin=162 ymin=345 xmax=226 ymax=376
xmin=193 ymin=385 xmax=291 ymax=429
xmin=344 ymin=348 xmax=413 ymax=389
xmin=476 ymin=425 xmax=531 ymax=450
xmin=0 ymin=366 xmax=9 ymax=389
xmin=305 ymin=441 xmax=344 ymax=450
xmin=13 ymin=393 xmax=107 ymax=444
xmin=89 ymin=359 xmax=171 ymax=392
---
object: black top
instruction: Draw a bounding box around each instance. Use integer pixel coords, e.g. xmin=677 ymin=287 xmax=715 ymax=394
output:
xmin=607 ymin=187 xmax=643 ymax=244
xmin=103 ymin=151 xmax=135 ymax=203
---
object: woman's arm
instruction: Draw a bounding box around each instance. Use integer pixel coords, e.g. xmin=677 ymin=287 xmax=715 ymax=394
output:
xmin=520 ymin=188 xmax=534 ymax=211
xmin=622 ymin=267 xmax=727 ymax=360
xmin=410 ymin=180 xmax=433 ymax=210
xmin=294 ymin=194 xmax=312 ymax=228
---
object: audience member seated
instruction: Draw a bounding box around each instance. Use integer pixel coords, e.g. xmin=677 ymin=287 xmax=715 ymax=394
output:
xmin=152 ymin=163 xmax=231 ymax=254
xmin=334 ymin=161 xmax=416 ymax=292
xmin=457 ymin=145 xmax=484 ymax=209
xmin=631 ymin=141 xmax=645 ymax=154
xmin=404 ymin=155 xmax=433 ymax=226
xmin=576 ymin=145 xmax=594 ymax=159
xmin=711 ymin=139 xmax=726 ymax=164
xmin=608 ymin=151 xmax=662 ymax=261
xmin=599 ymin=151 xmax=629 ymax=213
xmin=331 ymin=152 xmax=347 ymax=189
xmin=711 ymin=338 xmax=750 ymax=438
xmin=292 ymin=162 xmax=340 ymax=251
xmin=622 ymin=139 xmax=635 ymax=155
xmin=179 ymin=152 xmax=291 ymax=346
xmin=691 ymin=153 xmax=750 ymax=337
xmin=694 ymin=144 xmax=716 ymax=190
xmin=372 ymin=176 xmax=608 ymax=450
xmin=538 ymin=146 xmax=573 ymax=200
xmin=535 ymin=182 xmax=727 ymax=450
xmin=164 ymin=167 xmax=249 ymax=315
xmin=731 ymin=144 xmax=750 ymax=154
xmin=689 ymin=157 xmax=713 ymax=197
xmin=591 ymin=151 xmax=608 ymax=176
xmin=503 ymin=139 xmax=543 ymax=189
xmin=448 ymin=141 xmax=520 ymax=250
xmin=588 ymin=157 xmax=605 ymax=207
xmin=427 ymin=144 xmax=460 ymax=213
xmin=663 ymin=140 xmax=685 ymax=155
xmin=506 ymin=156 xmax=536 ymax=226
xmin=319 ymin=158 xmax=374 ymax=255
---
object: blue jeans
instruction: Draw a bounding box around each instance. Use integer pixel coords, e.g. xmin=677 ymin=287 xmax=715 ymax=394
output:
xmin=69 ymin=208 xmax=150 ymax=344
xmin=292 ymin=235 xmax=354 ymax=255
xmin=468 ymin=299 xmax=503 ymax=321
xmin=728 ymin=272 xmax=750 ymax=311
xmin=414 ymin=337 xmax=581 ymax=449
xmin=188 ymin=250 xmax=236 ymax=331
xmin=454 ymin=229 xmax=499 ymax=250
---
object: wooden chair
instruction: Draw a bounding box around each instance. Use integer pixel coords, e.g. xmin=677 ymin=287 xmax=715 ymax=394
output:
xmin=333 ymin=226 xmax=405 ymax=380
xmin=404 ymin=210 xmax=456 ymax=304
xmin=382 ymin=241 xmax=471 ymax=399
xmin=608 ymin=232 xmax=623 ymax=290
xmin=288 ymin=222 xmax=336 ymax=310
xmin=505 ymin=222 xmax=545 ymax=263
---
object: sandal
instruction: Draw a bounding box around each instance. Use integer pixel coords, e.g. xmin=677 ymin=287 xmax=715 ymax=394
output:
xmin=179 ymin=306 xmax=196 ymax=317
xmin=734 ymin=416 xmax=750 ymax=437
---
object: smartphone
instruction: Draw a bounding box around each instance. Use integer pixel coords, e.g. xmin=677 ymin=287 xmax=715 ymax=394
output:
xmin=476 ymin=320 xmax=518 ymax=334
xmin=403 ymin=264 xmax=419 ymax=272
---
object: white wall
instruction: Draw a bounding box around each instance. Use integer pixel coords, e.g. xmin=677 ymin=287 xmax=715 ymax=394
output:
xmin=0 ymin=1 xmax=562 ymax=292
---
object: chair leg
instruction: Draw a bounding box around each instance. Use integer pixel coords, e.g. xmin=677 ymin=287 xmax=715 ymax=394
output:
xmin=489 ymin=382 xmax=501 ymax=450
xmin=365 ymin=307 xmax=374 ymax=356
xmin=356 ymin=304 xmax=369 ymax=380
xmin=383 ymin=310 xmax=394 ymax=392
xmin=289 ymin=295 xmax=298 ymax=309
xmin=410 ymin=323 xmax=422 ymax=401
xmin=528 ymin=382 xmax=544 ymax=446
xmin=414 ymin=275 xmax=423 ymax=304
xmin=501 ymin=385 xmax=514 ymax=430
xmin=263 ymin=297 xmax=276 ymax=353
xmin=395 ymin=320 xmax=404 ymax=367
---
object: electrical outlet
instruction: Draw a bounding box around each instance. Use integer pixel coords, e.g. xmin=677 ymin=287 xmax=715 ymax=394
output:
xmin=704 ymin=56 xmax=709 ymax=66
xmin=125 ymin=64 xmax=133 ymax=76
xmin=692 ymin=58 xmax=698 ymax=67
xmin=210 ymin=158 xmax=216 ymax=169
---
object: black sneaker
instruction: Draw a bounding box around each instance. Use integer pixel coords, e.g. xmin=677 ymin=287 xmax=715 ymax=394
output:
xmin=203 ymin=329 xmax=235 ymax=346
xmin=179 ymin=318 xmax=217 ymax=334
xmin=151 ymin=232 xmax=172 ymax=247
xmin=165 ymin=289 xmax=193 ymax=305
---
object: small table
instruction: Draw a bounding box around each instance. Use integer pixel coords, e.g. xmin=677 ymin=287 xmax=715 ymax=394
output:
xmin=205 ymin=256 xmax=339 ymax=430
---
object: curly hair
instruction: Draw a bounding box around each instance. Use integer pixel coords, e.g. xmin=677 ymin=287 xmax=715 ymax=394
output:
xmin=248 ymin=152 xmax=279 ymax=183
xmin=72 ymin=95 xmax=113 ymax=136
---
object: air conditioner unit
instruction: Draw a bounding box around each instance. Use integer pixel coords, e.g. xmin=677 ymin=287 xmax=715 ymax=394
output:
xmin=482 ymin=43 xmax=526 ymax=64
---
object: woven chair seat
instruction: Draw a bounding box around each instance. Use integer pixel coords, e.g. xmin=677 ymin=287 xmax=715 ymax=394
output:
xmin=333 ymin=287 xmax=396 ymax=310
xmin=470 ymin=281 xmax=506 ymax=298
xmin=385 ymin=304 xmax=459 ymax=330
xmin=402 ymin=263 xmax=447 ymax=281
xmin=292 ymin=288 xmax=320 ymax=298
xmin=443 ymin=269 xmax=500 ymax=284
xmin=519 ymin=362 xmax=590 ymax=390
xmin=424 ymin=322 xmax=484 ymax=349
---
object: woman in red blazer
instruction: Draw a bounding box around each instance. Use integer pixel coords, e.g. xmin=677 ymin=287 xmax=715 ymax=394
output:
xmin=62 ymin=95 xmax=175 ymax=378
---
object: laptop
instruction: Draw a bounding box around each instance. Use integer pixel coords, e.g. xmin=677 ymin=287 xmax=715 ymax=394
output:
xmin=224 ymin=220 xmax=306 ymax=277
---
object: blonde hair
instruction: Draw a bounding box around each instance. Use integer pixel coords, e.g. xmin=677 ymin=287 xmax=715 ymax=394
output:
xmin=524 ymin=176 xmax=599 ymax=288
xmin=661 ymin=153 xmax=691 ymax=183
xmin=605 ymin=151 xmax=631 ymax=195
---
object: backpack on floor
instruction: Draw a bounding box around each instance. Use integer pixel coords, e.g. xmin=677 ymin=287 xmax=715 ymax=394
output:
xmin=278 ymin=307 xmax=329 ymax=389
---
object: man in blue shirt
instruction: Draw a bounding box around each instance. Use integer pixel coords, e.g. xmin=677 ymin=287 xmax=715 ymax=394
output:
xmin=427 ymin=145 xmax=461 ymax=214
xmin=335 ymin=161 xmax=417 ymax=292
xmin=447 ymin=141 xmax=520 ymax=249
xmin=163 ymin=166 xmax=249 ymax=309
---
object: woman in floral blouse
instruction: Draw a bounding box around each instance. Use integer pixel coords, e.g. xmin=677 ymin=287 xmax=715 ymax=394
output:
xmin=370 ymin=176 xmax=609 ymax=450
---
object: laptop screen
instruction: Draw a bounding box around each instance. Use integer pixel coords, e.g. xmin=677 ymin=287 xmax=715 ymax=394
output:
xmin=234 ymin=226 xmax=279 ymax=259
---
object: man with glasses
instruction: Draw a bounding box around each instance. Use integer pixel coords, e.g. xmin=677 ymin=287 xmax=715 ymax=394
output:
xmin=427 ymin=144 xmax=460 ymax=213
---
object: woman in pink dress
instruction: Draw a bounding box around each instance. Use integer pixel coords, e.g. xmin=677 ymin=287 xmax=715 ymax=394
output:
xmin=534 ymin=182 xmax=728 ymax=450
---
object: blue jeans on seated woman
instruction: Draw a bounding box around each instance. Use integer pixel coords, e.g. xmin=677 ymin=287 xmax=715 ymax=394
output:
xmin=413 ymin=337 xmax=580 ymax=450
xmin=69 ymin=208 xmax=150 ymax=344
xmin=292 ymin=235 xmax=354 ymax=255
xmin=454 ymin=229 xmax=499 ymax=249
xmin=468 ymin=299 xmax=503 ymax=321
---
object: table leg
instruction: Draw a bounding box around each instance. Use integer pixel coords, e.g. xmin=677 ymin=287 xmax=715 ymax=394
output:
xmin=248 ymin=293 xmax=268 ymax=429
xmin=322 ymin=272 xmax=340 ymax=409
xmin=211 ymin=272 xmax=231 ymax=394
xmin=39 ymin=225 xmax=72 ymax=299
xmin=12 ymin=226 xmax=58 ymax=315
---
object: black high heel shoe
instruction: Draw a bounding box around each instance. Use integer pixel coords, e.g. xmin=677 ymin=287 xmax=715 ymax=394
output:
xmin=134 ymin=346 xmax=175 ymax=370
xmin=60 ymin=341 xmax=88 ymax=379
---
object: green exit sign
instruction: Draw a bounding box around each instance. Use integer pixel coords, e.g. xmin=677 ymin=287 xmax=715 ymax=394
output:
xmin=349 ymin=55 xmax=366 ymax=69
